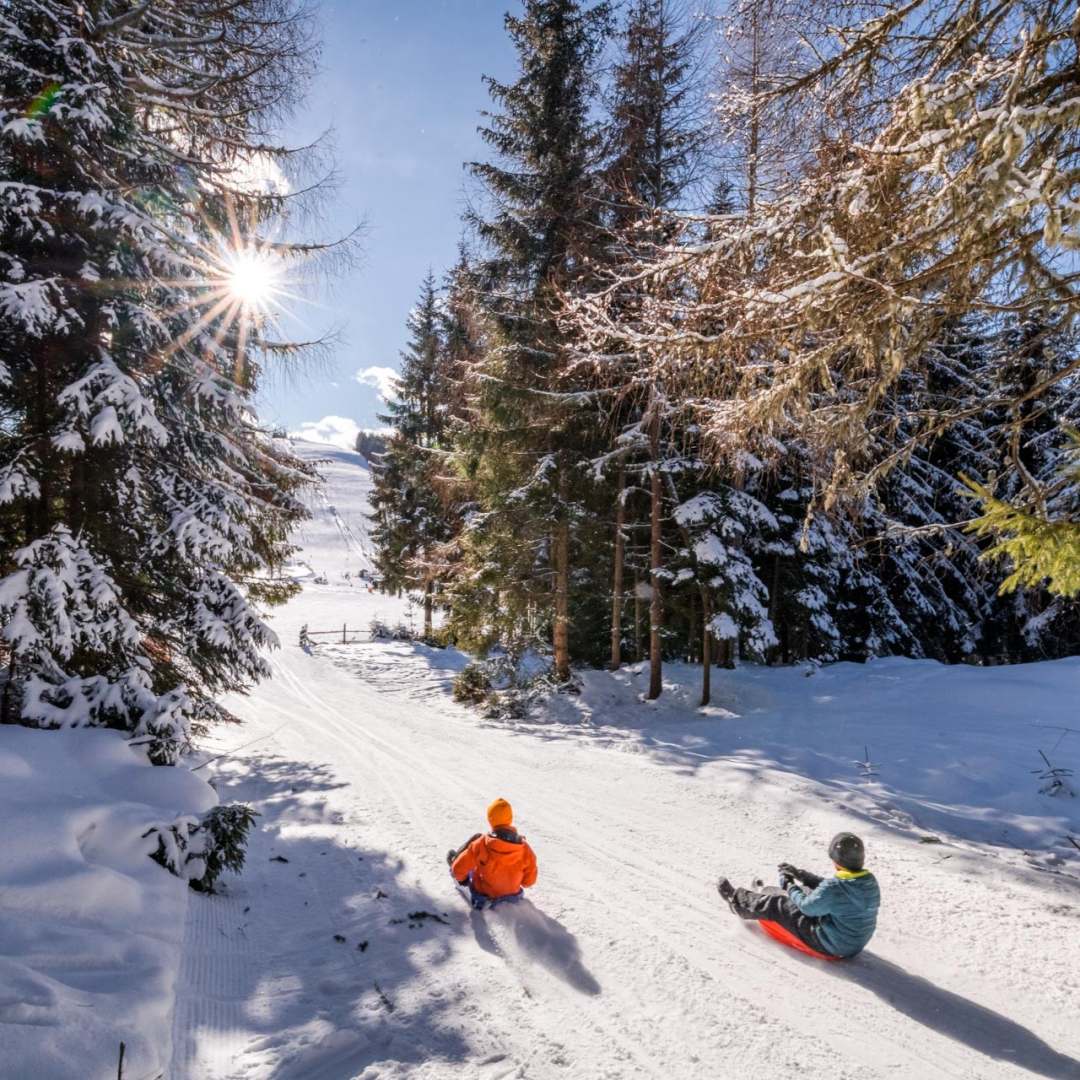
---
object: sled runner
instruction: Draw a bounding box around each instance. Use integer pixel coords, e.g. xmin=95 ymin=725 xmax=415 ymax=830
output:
xmin=758 ymin=919 xmax=843 ymax=961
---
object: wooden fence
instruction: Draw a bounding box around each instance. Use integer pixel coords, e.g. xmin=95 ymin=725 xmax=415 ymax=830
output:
xmin=299 ymin=623 xmax=372 ymax=647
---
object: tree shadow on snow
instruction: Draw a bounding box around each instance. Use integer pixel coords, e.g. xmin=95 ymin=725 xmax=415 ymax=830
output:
xmin=835 ymin=953 xmax=1080 ymax=1079
xmin=470 ymin=899 xmax=601 ymax=996
xmin=170 ymin=752 xmax=479 ymax=1080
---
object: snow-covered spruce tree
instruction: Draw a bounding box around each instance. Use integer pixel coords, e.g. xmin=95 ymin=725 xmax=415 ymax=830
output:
xmin=459 ymin=0 xmax=612 ymax=680
xmin=852 ymin=319 xmax=1001 ymax=662
xmin=670 ymin=480 xmax=777 ymax=703
xmin=0 ymin=2 xmax=323 ymax=760
xmin=370 ymin=272 xmax=463 ymax=636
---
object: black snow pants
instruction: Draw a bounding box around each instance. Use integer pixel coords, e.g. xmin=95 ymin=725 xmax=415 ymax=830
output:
xmin=733 ymin=885 xmax=826 ymax=953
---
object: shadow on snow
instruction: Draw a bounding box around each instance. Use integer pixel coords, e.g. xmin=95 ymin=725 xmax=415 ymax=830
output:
xmin=173 ymin=752 xmax=472 ymax=1080
xmin=469 ymin=899 xmax=601 ymax=997
xmin=174 ymin=750 xmax=600 ymax=1080
xmin=839 ymin=953 xmax=1080 ymax=1080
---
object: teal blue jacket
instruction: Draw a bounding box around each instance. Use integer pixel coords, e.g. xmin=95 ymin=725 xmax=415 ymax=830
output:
xmin=788 ymin=870 xmax=880 ymax=957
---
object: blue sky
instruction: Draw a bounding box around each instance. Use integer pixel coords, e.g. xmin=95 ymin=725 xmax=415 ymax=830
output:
xmin=258 ymin=1 xmax=518 ymax=445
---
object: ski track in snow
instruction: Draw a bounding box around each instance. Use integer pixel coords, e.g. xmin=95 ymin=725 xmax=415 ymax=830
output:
xmin=168 ymin=441 xmax=1080 ymax=1080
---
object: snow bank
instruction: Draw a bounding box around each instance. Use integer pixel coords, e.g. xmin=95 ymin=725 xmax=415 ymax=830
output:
xmin=0 ymin=725 xmax=216 ymax=1080
xmin=532 ymin=656 xmax=1080 ymax=862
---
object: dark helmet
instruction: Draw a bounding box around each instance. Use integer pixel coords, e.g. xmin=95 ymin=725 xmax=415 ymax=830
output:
xmin=828 ymin=832 xmax=865 ymax=871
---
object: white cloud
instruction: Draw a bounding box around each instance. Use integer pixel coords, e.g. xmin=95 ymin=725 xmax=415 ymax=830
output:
xmin=290 ymin=415 xmax=362 ymax=450
xmin=355 ymin=365 xmax=400 ymax=401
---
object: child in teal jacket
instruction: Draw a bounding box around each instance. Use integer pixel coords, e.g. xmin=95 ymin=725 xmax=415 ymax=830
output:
xmin=718 ymin=832 xmax=880 ymax=958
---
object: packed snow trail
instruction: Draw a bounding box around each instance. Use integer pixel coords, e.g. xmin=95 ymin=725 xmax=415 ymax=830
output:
xmin=169 ymin=441 xmax=1080 ymax=1080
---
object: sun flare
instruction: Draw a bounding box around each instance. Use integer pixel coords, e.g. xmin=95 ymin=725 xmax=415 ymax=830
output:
xmin=225 ymin=249 xmax=281 ymax=309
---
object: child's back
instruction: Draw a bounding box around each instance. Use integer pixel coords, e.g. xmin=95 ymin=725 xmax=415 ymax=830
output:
xmin=450 ymin=799 xmax=538 ymax=900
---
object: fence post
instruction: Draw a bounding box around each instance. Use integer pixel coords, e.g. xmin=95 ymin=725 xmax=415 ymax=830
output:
xmin=343 ymin=622 xmax=347 ymax=644
xmin=117 ymin=1042 xmax=125 ymax=1080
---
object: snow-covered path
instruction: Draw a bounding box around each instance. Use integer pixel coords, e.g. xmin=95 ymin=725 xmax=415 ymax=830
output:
xmin=169 ymin=443 xmax=1080 ymax=1080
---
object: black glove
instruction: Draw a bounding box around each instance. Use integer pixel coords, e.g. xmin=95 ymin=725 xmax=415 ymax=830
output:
xmin=777 ymin=862 xmax=799 ymax=887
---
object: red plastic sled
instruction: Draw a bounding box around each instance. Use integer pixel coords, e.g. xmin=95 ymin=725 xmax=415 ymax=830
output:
xmin=759 ymin=920 xmax=842 ymax=961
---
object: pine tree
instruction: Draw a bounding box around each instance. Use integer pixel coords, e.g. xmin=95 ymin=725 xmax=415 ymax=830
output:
xmin=0 ymin=1 xmax=324 ymax=758
xmin=461 ymin=0 xmax=612 ymax=678
xmin=605 ymin=0 xmax=708 ymax=214
xmin=370 ymin=272 xmax=462 ymax=635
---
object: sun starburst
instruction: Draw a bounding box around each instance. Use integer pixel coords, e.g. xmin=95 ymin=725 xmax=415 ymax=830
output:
xmin=223 ymin=247 xmax=283 ymax=313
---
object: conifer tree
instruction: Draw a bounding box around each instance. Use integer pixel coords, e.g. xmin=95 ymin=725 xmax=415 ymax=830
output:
xmin=461 ymin=0 xmax=612 ymax=677
xmin=370 ymin=273 xmax=462 ymax=635
xmin=0 ymin=1 xmax=326 ymax=758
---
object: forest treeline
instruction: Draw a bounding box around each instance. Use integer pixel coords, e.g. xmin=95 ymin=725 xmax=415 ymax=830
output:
xmin=370 ymin=0 xmax=1080 ymax=702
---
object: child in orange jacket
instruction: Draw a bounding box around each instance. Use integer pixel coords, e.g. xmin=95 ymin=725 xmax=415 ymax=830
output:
xmin=448 ymin=798 xmax=538 ymax=902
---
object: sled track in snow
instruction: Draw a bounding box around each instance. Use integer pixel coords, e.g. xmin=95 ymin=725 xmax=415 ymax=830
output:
xmin=264 ymin=656 xmax=671 ymax=1079
xmin=263 ymin=657 xmax=917 ymax=1079
xmin=269 ymin=648 xmax=985 ymax=1079
xmin=317 ymin=487 xmax=373 ymax=568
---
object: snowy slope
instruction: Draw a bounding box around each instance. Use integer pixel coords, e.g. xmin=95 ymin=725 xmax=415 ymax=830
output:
xmin=0 ymin=727 xmax=216 ymax=1080
xmin=167 ymin=439 xmax=1080 ymax=1080
xmin=284 ymin=441 xmax=380 ymax=583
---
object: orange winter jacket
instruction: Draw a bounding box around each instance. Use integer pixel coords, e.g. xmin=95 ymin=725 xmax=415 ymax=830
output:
xmin=451 ymin=829 xmax=537 ymax=899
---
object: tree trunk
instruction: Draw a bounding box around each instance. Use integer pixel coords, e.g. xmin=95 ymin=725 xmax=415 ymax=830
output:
xmin=746 ymin=4 xmax=763 ymax=222
xmin=553 ymin=516 xmax=571 ymax=683
xmin=687 ymin=589 xmax=697 ymax=662
xmin=423 ymin=580 xmax=433 ymax=638
xmin=648 ymin=461 xmax=663 ymax=701
xmin=610 ymin=464 xmax=625 ymax=670
xmin=633 ymin=567 xmax=643 ymax=662
xmin=701 ymin=592 xmax=712 ymax=708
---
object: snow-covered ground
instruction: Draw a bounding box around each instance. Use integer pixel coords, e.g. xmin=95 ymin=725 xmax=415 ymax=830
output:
xmin=0 ymin=725 xmax=216 ymax=1080
xmin=158 ymin=439 xmax=1080 ymax=1080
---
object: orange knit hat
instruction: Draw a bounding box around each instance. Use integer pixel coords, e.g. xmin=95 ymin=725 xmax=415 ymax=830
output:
xmin=487 ymin=798 xmax=513 ymax=829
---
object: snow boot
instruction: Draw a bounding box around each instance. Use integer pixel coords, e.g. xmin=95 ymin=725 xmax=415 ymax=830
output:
xmin=717 ymin=877 xmax=740 ymax=916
